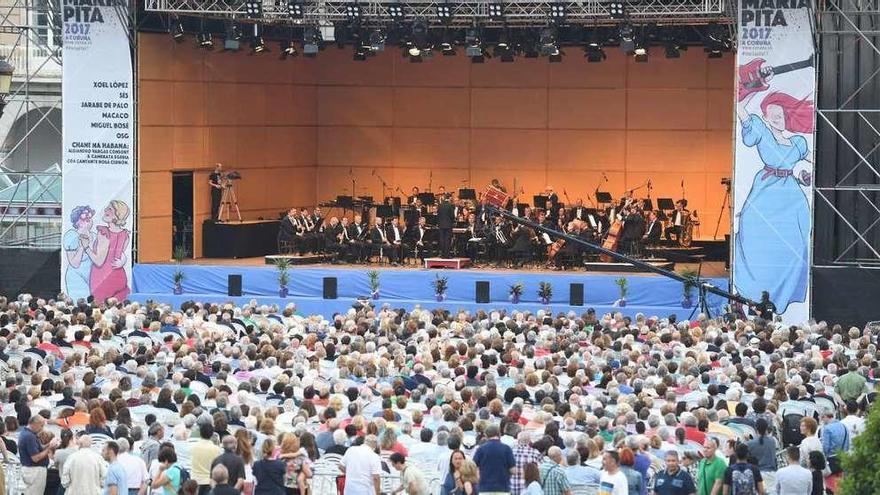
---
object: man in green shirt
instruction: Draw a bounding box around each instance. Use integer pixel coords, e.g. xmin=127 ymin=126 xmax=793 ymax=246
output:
xmin=697 ymin=438 xmax=727 ymax=495
xmin=835 ymin=361 xmax=868 ymax=402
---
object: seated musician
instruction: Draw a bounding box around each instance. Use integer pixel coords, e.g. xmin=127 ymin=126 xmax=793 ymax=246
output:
xmin=643 ymin=210 xmax=662 ymax=246
xmin=386 ymin=217 xmax=408 ymax=265
xmin=507 ymin=224 xmax=534 ymax=267
xmin=491 ymin=216 xmax=511 ymax=265
xmin=407 ymin=186 xmax=420 ymax=206
xmin=554 ymin=221 xmax=584 ymax=269
xmin=347 ymin=215 xmax=367 ymax=262
xmin=300 ymin=208 xmax=321 ymax=253
xmin=537 ymin=211 xmax=554 ymax=231
xmin=323 ymin=217 xmax=347 ymax=262
xmin=664 ymin=199 xmax=689 ymax=243
xmin=570 ymin=200 xmax=588 ymax=222
xmin=405 ymin=216 xmax=430 ymax=259
xmin=369 ymin=217 xmax=392 ymax=261
xmin=621 ymin=205 xmax=646 ymax=256
xmin=288 ymin=207 xmax=313 ymax=255
xmin=464 ymin=213 xmax=483 ymax=261
xmin=278 ymin=208 xmax=300 ymax=254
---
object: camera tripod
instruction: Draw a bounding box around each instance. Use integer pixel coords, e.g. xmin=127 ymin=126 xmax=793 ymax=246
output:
xmin=218 ymin=181 xmax=242 ymax=222
xmin=714 ymin=179 xmax=732 ymax=240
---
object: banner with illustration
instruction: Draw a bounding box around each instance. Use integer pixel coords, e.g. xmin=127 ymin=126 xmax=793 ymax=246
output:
xmin=61 ymin=0 xmax=133 ymax=302
xmin=732 ymin=0 xmax=816 ymax=323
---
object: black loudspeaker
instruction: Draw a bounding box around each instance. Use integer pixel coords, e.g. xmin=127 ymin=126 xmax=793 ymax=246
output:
xmin=228 ymin=274 xmax=242 ymax=297
xmin=570 ymin=283 xmax=584 ymax=306
xmin=476 ymin=281 xmax=490 ymax=304
xmin=323 ymin=277 xmax=338 ymax=299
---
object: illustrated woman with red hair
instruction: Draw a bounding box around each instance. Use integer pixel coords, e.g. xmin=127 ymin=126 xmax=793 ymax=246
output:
xmin=734 ymin=81 xmax=814 ymax=314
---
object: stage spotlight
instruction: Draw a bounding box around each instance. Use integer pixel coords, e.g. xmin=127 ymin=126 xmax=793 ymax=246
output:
xmin=303 ymin=26 xmax=322 ymax=56
xmin=488 ymin=2 xmax=505 ymax=21
xmin=280 ymin=40 xmax=298 ymax=58
xmin=345 ymin=3 xmax=361 ymax=20
xmin=664 ymin=43 xmax=680 ymax=58
xmin=436 ymin=3 xmax=453 ymax=22
xmin=705 ymin=23 xmax=731 ymax=57
xmin=287 ymin=0 xmax=304 ymax=18
xmin=465 ymin=25 xmax=482 ymax=57
xmin=387 ymin=3 xmax=404 ymax=18
xmin=223 ymin=21 xmax=242 ymax=50
xmin=439 ymin=29 xmax=456 ymax=55
xmin=634 ymin=46 xmax=647 ymax=62
xmin=245 ymin=0 xmax=263 ymax=18
xmin=539 ymin=26 xmax=559 ymax=56
xmin=353 ymin=42 xmax=370 ymax=60
xmin=618 ymin=21 xmax=634 ymax=53
xmin=548 ymin=2 xmax=566 ymax=22
xmin=494 ymin=30 xmax=514 ymax=62
xmin=250 ymin=24 xmax=267 ymax=53
xmin=170 ymin=15 xmax=185 ymax=42
xmin=196 ymin=31 xmax=213 ymax=49
xmin=585 ymin=43 xmax=605 ymax=62
xmin=608 ymin=1 xmax=626 ymax=19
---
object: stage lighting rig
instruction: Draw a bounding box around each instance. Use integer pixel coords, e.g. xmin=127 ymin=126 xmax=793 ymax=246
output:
xmin=345 ymin=3 xmax=361 ymax=20
xmin=465 ymin=25 xmax=483 ymax=58
xmin=634 ymin=46 xmax=647 ymax=62
xmin=280 ymin=40 xmax=298 ymax=58
xmin=618 ymin=21 xmax=634 ymax=53
xmin=287 ymin=0 xmax=304 ymax=18
xmin=387 ymin=3 xmax=404 ymax=18
xmin=488 ymin=2 xmax=505 ymax=21
xmin=548 ymin=2 xmax=566 ymax=22
xmin=245 ymin=0 xmax=263 ymax=18
xmin=303 ymin=26 xmax=322 ymax=55
xmin=223 ymin=21 xmax=242 ymax=50
xmin=170 ymin=15 xmax=185 ymax=42
xmin=705 ymin=23 xmax=731 ymax=58
xmin=436 ymin=3 xmax=453 ymax=22
xmin=197 ymin=31 xmax=213 ymax=48
xmin=608 ymin=1 xmax=626 ymax=19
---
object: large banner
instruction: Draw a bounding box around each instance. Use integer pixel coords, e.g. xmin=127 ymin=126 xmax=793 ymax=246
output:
xmin=732 ymin=0 xmax=816 ymax=323
xmin=61 ymin=1 xmax=133 ymax=302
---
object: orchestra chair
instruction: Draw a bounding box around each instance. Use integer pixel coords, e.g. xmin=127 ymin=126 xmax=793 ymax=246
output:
xmin=277 ymin=232 xmax=294 ymax=255
xmin=367 ymin=241 xmax=389 ymax=266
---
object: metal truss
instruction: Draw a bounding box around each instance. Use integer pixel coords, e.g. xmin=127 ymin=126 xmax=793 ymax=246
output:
xmin=814 ymin=0 xmax=880 ymax=267
xmin=144 ymin=0 xmax=731 ymax=27
xmin=0 ymin=0 xmax=63 ymax=248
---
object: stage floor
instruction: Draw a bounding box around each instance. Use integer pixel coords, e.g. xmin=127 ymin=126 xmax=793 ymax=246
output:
xmin=131 ymin=261 xmax=730 ymax=319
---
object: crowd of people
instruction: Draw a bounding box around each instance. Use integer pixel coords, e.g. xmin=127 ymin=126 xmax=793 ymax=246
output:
xmin=0 ymin=292 xmax=875 ymax=495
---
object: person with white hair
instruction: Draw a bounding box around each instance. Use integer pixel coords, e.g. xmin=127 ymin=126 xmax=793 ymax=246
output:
xmin=342 ymin=434 xmax=383 ymax=495
xmin=61 ymin=434 xmax=106 ymax=495
xmin=115 ymin=437 xmax=149 ymax=495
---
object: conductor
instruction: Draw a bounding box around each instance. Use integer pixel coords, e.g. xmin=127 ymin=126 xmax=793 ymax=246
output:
xmin=436 ymin=194 xmax=455 ymax=258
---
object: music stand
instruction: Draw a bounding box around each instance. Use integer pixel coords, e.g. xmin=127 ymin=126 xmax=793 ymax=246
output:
xmin=533 ymin=195 xmax=548 ymax=210
xmin=418 ymin=192 xmax=436 ymax=206
xmin=657 ymin=198 xmax=675 ymax=210
xmin=642 ymin=199 xmax=654 ymax=211
xmin=595 ymin=192 xmax=612 ymax=204
xmin=404 ymin=209 xmax=420 ymax=225
xmin=337 ymin=195 xmax=353 ymax=209
xmin=359 ymin=196 xmax=374 ymax=203
xmin=458 ymin=188 xmax=476 ymax=200
xmin=376 ymin=205 xmax=393 ymax=219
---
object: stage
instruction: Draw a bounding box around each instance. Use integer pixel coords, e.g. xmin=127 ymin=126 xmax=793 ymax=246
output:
xmin=131 ymin=262 xmax=730 ymax=319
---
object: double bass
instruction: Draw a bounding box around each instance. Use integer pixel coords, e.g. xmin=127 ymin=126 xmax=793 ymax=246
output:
xmin=600 ymin=220 xmax=622 ymax=262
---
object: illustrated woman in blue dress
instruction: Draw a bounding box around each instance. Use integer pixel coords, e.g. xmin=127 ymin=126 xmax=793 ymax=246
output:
xmin=63 ymin=205 xmax=95 ymax=299
xmin=734 ymin=83 xmax=814 ymax=314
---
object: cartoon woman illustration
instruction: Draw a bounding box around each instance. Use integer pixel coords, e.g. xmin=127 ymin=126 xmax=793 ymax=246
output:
xmin=734 ymin=81 xmax=814 ymax=314
xmin=62 ymin=205 xmax=95 ymax=300
xmin=86 ymin=199 xmax=131 ymax=302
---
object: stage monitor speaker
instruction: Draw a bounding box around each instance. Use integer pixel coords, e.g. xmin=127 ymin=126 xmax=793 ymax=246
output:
xmin=570 ymin=283 xmax=584 ymax=306
xmin=228 ymin=274 xmax=242 ymax=297
xmin=323 ymin=277 xmax=338 ymax=299
xmin=476 ymin=281 xmax=490 ymax=304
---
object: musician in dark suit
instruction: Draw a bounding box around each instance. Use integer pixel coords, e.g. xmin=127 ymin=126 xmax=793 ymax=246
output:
xmin=323 ymin=217 xmax=346 ymax=262
xmin=405 ymin=216 xmax=430 ymax=259
xmin=278 ymin=207 xmax=300 ymax=254
xmin=570 ymin=200 xmax=588 ymax=223
xmin=436 ymin=197 xmax=455 ymax=258
xmin=464 ymin=213 xmax=483 ymax=262
xmin=621 ymin=207 xmax=646 ymax=256
xmin=407 ymin=186 xmax=420 ymax=206
xmin=643 ymin=210 xmax=662 ymax=245
xmin=299 ymin=209 xmax=319 ymax=253
xmin=665 ymin=199 xmax=689 ymax=243
xmin=491 ymin=216 xmax=511 ymax=265
xmin=508 ymin=224 xmax=534 ymax=267
xmin=368 ymin=217 xmax=391 ymax=262
xmin=545 ymin=186 xmax=559 ymax=208
xmin=209 ymin=163 xmax=224 ymax=221
xmin=346 ymin=215 xmax=367 ymax=262
xmin=386 ymin=217 xmax=407 ymax=265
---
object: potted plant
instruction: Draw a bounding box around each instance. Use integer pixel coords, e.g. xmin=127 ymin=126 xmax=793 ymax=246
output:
xmin=680 ymin=268 xmax=699 ymax=308
xmin=432 ymin=274 xmax=449 ymax=302
xmin=509 ymin=283 xmax=524 ymax=304
xmin=614 ymin=277 xmax=628 ymax=307
xmin=172 ymin=245 xmax=187 ymax=295
xmin=367 ymin=270 xmax=380 ymax=299
xmin=275 ymin=258 xmax=291 ymax=298
xmin=538 ymin=281 xmax=552 ymax=305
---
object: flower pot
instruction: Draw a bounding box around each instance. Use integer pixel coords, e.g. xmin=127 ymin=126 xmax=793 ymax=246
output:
xmin=279 ymin=286 xmax=289 ymax=298
xmin=371 ymin=290 xmax=380 ymax=300
xmin=681 ymin=296 xmax=693 ymax=308
xmin=510 ymin=294 xmax=520 ymax=304
xmin=614 ymin=298 xmax=627 ymax=307
xmin=173 ymin=283 xmax=183 ymax=295
xmin=436 ymin=293 xmax=446 ymax=302
xmin=540 ymin=297 xmax=550 ymax=305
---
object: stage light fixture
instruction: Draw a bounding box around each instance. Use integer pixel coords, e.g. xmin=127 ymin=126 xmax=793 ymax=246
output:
xmin=608 ymin=1 xmax=626 ymax=19
xmin=488 ymin=2 xmax=505 ymax=20
xmin=465 ymin=26 xmax=482 ymax=58
xmin=280 ymin=40 xmax=298 ymax=58
xmin=170 ymin=15 xmax=185 ymax=42
xmin=618 ymin=21 xmax=634 ymax=53
xmin=387 ymin=3 xmax=404 ymax=18
xmin=345 ymin=3 xmax=361 ymax=20
xmin=303 ymin=26 xmax=322 ymax=56
xmin=585 ymin=44 xmax=605 ymax=62
xmin=494 ymin=30 xmax=514 ymax=62
xmin=250 ymin=24 xmax=267 ymax=53
xmin=664 ymin=43 xmax=680 ymax=58
xmin=548 ymin=3 xmax=566 ymax=22
xmin=245 ymin=0 xmax=263 ymax=18
xmin=197 ymin=31 xmax=213 ymax=49
xmin=287 ymin=0 xmax=304 ymax=18
xmin=634 ymin=46 xmax=647 ymax=62
xmin=439 ymin=29 xmax=456 ymax=55
xmin=223 ymin=21 xmax=242 ymax=50
xmin=369 ymin=29 xmax=386 ymax=51
xmin=354 ymin=43 xmax=369 ymax=60
xmin=705 ymin=23 xmax=731 ymax=57
xmin=436 ymin=3 xmax=453 ymax=22
xmin=539 ymin=26 xmax=560 ymax=57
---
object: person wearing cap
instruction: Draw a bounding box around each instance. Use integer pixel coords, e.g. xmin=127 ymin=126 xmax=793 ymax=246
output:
xmin=389 ymin=452 xmax=430 ymax=495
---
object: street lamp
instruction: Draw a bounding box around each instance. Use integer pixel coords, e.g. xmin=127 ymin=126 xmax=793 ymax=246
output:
xmin=0 ymin=58 xmax=14 ymax=118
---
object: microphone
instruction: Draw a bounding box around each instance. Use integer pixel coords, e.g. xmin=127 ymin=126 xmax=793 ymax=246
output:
xmin=602 ymin=172 xmax=609 ymax=182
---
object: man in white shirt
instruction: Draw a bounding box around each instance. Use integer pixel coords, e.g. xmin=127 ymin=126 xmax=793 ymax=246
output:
xmin=599 ymin=451 xmax=629 ymax=495
xmin=342 ymin=434 xmax=383 ymax=495
xmin=61 ymin=435 xmax=107 ymax=495
xmin=774 ymin=446 xmax=812 ymax=495
xmin=840 ymin=400 xmax=866 ymax=439
xmin=389 ymin=452 xmax=430 ymax=495
xmin=116 ymin=438 xmax=149 ymax=495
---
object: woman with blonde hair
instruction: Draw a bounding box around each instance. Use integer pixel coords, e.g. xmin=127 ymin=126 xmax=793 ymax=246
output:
xmin=279 ymin=433 xmax=312 ymax=495
xmin=87 ymin=199 xmax=131 ymax=302
xmin=456 ymin=459 xmax=480 ymax=495
xmin=253 ymin=438 xmax=286 ymax=495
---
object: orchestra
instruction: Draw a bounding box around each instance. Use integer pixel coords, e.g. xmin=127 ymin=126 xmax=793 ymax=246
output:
xmin=277 ymin=179 xmax=701 ymax=268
